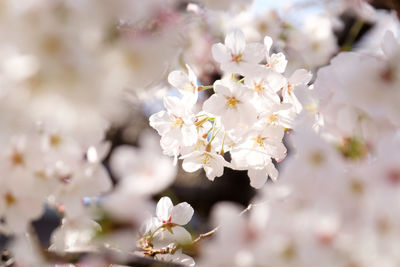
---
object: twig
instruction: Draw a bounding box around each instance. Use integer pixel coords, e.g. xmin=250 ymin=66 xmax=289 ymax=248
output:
xmin=192 ymin=227 xmax=219 ymax=244
xmin=141 ymin=226 xmax=219 ymax=257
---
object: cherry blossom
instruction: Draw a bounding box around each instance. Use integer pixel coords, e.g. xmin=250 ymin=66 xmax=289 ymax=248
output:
xmin=181 ymin=150 xmax=229 ymax=181
xmin=212 ymin=29 xmax=265 ymax=75
xmin=203 ymin=78 xmax=257 ymax=130
xmin=149 ymin=96 xmax=198 ymax=157
xmin=2 ymin=1 xmax=400 ymax=267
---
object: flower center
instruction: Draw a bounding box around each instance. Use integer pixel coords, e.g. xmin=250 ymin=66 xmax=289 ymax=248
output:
xmin=231 ymin=53 xmax=243 ymax=63
xmin=310 ymin=151 xmax=324 ymax=166
xmin=50 ymin=134 xmax=62 ymax=147
xmin=253 ymin=135 xmax=267 ymax=147
xmin=254 ymin=82 xmax=265 ymax=94
xmin=269 ymin=114 xmax=278 ymax=123
xmin=10 ymin=151 xmax=24 ymax=166
xmin=202 ymin=153 xmax=212 ymax=165
xmin=173 ymin=116 xmax=184 ymax=128
xmin=5 ymin=192 xmax=16 ymax=206
xmin=162 ymin=215 xmax=172 ymax=225
xmin=287 ymin=83 xmax=294 ymax=94
xmin=225 ymin=97 xmax=240 ymax=109
xmin=184 ymin=82 xmax=196 ymax=93
xmin=349 ymin=179 xmax=364 ymax=196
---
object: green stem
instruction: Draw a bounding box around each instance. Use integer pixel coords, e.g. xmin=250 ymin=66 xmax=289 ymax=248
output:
xmin=198 ymin=85 xmax=214 ymax=91
xmin=220 ymin=132 xmax=226 ymax=155
xmin=149 ymin=225 xmax=164 ymax=240
xmin=342 ymin=20 xmax=364 ymax=52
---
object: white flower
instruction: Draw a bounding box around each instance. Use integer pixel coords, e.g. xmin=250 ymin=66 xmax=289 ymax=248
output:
xmin=149 ymin=96 xmax=198 ymax=157
xmin=181 ymin=150 xmax=229 ymax=181
xmin=287 ymin=16 xmax=337 ymax=69
xmin=155 ymin=249 xmax=195 ymax=267
xmin=0 ymin=180 xmax=44 ymax=233
xmin=258 ymin=101 xmax=294 ymax=129
xmin=212 ymin=29 xmax=265 ymax=75
xmin=264 ymin=36 xmax=288 ymax=73
xmin=49 ymin=217 xmax=101 ymax=253
xmin=149 ymin=197 xmax=194 ymax=247
xmin=53 ymin=160 xmax=112 ymax=218
xmin=231 ymin=125 xmax=286 ymax=169
xmin=244 ymin=69 xmax=286 ymax=97
xmin=110 ymin=131 xmax=176 ymax=195
xmin=247 ymin=163 xmax=279 ymax=188
xmin=168 ymin=64 xmax=199 ymax=105
xmin=283 ymin=69 xmax=313 ymax=114
xmin=203 ymin=78 xmax=257 ymax=130
xmin=156 ymin=196 xmax=194 ymax=227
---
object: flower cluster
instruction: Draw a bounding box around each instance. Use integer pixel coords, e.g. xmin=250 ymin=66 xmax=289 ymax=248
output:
xmin=150 ymin=29 xmax=312 ymax=188
xmin=194 ymin=21 xmax=400 ymax=267
xmin=1 ymin=0 xmax=400 ymax=267
xmin=138 ymin=197 xmax=195 ymax=266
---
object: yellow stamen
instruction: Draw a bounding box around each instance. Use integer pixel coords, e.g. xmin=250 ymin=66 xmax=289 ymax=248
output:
xmin=225 ymin=97 xmax=240 ymax=109
xmin=173 ymin=117 xmax=184 ymax=128
xmin=5 ymin=192 xmax=16 ymax=206
xmin=310 ymin=151 xmax=324 ymax=166
xmin=254 ymin=82 xmax=264 ymax=94
xmin=231 ymin=53 xmax=243 ymax=63
xmin=184 ymin=83 xmax=196 ymax=93
xmin=287 ymin=83 xmax=294 ymax=94
xmin=252 ymin=135 xmax=267 ymax=147
xmin=50 ymin=134 xmax=62 ymax=147
xmin=11 ymin=151 xmax=24 ymax=166
xmin=202 ymin=153 xmax=212 ymax=165
xmin=269 ymin=114 xmax=278 ymax=123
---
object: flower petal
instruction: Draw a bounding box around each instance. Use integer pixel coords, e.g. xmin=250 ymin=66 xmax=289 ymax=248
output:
xmin=264 ymin=35 xmax=273 ymax=55
xmin=289 ymin=69 xmax=312 ymax=86
xmin=248 ymin=168 xmax=268 ymax=189
xmin=171 ymin=202 xmax=194 ymax=225
xmin=156 ymin=197 xmax=173 ymax=221
xmin=212 ymin=43 xmax=230 ymax=63
xmin=225 ymin=29 xmax=246 ymax=55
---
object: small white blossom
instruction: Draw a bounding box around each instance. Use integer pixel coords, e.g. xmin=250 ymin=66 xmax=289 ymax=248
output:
xmin=181 ymin=150 xmax=229 ymax=181
xmin=212 ymin=29 xmax=265 ymax=75
xmin=203 ymin=78 xmax=257 ymax=130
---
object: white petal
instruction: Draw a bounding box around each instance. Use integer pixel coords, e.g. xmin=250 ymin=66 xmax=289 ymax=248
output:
xmin=382 ymin=30 xmax=399 ymax=58
xmin=168 ymin=70 xmax=191 ymax=91
xmin=264 ymin=36 xmax=273 ymax=54
xmin=212 ymin=43 xmax=230 ymax=63
xmin=156 ymin=197 xmax=173 ymax=221
xmin=149 ymin=111 xmax=170 ymax=135
xmin=225 ymin=29 xmax=246 ymax=55
xmin=270 ymin=52 xmax=287 ymax=73
xmin=172 ymin=226 xmax=193 ymax=244
xmin=248 ymin=168 xmax=268 ymax=189
xmin=266 ymin=162 xmax=278 ymax=181
xmin=289 ymin=69 xmax=312 ymax=86
xmin=186 ymin=64 xmax=197 ymax=85
xmin=175 ymin=252 xmax=195 ymax=267
xmin=204 ymin=154 xmax=225 ymax=181
xmin=110 ymin=145 xmax=139 ymax=179
xmin=266 ymin=70 xmax=287 ymax=90
xmin=181 ymin=155 xmax=203 ymax=173
xmin=243 ymin=43 xmax=265 ymax=63
xmin=181 ymin=125 xmax=197 ymax=146
xmin=214 ymin=80 xmax=233 ymax=96
xmin=163 ymin=96 xmax=187 ymax=116
xmin=202 ymin=94 xmax=226 ymax=116
xmin=171 ymin=203 xmax=194 ymax=225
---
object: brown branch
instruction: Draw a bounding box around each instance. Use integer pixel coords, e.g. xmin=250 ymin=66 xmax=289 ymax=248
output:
xmin=140 ymin=226 xmax=219 ymax=257
xmin=192 ymin=227 xmax=219 ymax=244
